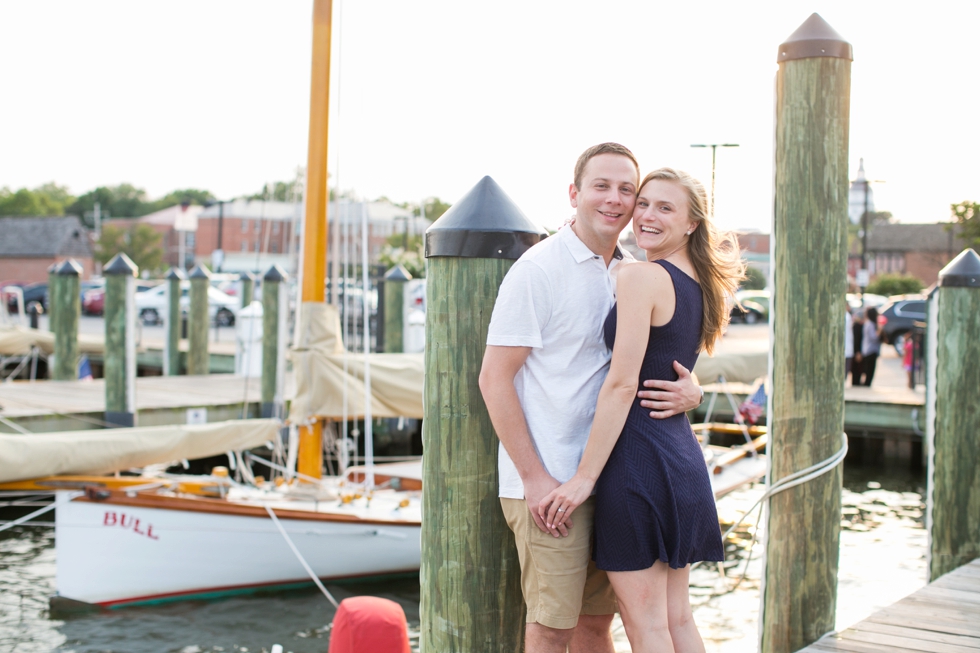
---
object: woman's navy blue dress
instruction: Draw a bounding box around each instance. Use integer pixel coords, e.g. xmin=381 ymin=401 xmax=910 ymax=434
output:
xmin=594 ymin=260 xmax=724 ymax=571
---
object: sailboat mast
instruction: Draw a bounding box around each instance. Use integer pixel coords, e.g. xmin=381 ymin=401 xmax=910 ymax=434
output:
xmin=297 ymin=0 xmax=333 ymax=481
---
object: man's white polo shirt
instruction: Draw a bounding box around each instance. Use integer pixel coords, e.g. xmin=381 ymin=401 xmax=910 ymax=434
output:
xmin=487 ymin=224 xmax=631 ymax=499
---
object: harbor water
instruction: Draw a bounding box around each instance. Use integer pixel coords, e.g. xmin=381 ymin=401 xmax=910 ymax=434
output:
xmin=1 ymin=463 xmax=925 ymax=653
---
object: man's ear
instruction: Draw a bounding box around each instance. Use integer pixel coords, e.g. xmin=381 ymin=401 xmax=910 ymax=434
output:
xmin=569 ymin=183 xmax=579 ymax=209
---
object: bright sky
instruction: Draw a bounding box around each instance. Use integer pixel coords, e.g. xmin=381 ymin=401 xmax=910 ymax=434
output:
xmin=2 ymin=0 xmax=978 ymax=234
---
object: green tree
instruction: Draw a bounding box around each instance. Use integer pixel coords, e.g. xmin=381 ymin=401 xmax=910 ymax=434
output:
xmin=0 ymin=183 xmax=74 ymax=216
xmin=380 ymin=233 xmax=425 ymax=278
xmin=248 ymin=181 xmax=302 ymax=202
xmin=95 ymin=223 xmax=163 ymax=273
xmin=416 ymin=197 xmax=451 ymax=221
xmin=865 ymin=273 xmax=923 ymax=296
xmin=741 ymin=266 xmax=767 ymax=290
xmin=141 ymin=188 xmax=216 ymax=215
xmin=67 ymin=183 xmax=150 ymax=221
xmin=949 ymin=201 xmax=980 ymax=250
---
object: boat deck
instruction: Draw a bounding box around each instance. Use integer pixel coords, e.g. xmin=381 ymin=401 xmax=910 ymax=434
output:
xmin=798 ymin=558 xmax=980 ymax=653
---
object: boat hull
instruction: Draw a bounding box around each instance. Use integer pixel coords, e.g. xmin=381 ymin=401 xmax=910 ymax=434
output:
xmin=54 ymin=493 xmax=421 ymax=607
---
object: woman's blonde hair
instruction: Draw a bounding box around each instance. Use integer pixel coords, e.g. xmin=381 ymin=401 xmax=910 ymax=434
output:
xmin=640 ymin=167 xmax=745 ymax=355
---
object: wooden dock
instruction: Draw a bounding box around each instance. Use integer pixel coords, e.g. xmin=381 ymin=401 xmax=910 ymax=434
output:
xmin=799 ymin=558 xmax=980 ymax=653
xmin=0 ymin=373 xmax=294 ymax=433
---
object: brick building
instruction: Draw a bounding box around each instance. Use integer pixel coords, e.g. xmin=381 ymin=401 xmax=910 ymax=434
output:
xmin=849 ymin=222 xmax=967 ymax=286
xmin=0 ymin=216 xmax=94 ymax=283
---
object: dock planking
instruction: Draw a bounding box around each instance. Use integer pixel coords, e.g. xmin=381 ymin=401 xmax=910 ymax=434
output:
xmin=798 ymin=558 xmax=980 ymax=653
xmin=0 ymin=373 xmax=295 ymax=432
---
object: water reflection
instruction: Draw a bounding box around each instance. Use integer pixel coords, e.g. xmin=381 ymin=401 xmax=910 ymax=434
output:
xmin=0 ymin=464 xmax=925 ymax=653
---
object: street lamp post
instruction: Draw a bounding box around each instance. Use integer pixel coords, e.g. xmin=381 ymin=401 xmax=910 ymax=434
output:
xmin=691 ymin=143 xmax=739 ymax=216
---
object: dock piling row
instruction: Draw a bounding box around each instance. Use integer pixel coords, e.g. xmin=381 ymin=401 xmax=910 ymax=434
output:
xmin=49 ymin=258 xmax=82 ymax=381
xmin=103 ymin=254 xmax=138 ymax=427
xmin=188 ymin=265 xmax=210 ymax=375
xmin=164 ymin=267 xmax=186 ymax=376
xmin=261 ymin=265 xmax=287 ymax=419
xmin=382 ymin=265 xmax=411 ymax=353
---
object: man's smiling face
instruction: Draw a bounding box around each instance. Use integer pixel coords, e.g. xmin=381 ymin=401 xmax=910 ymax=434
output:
xmin=569 ymin=153 xmax=638 ymax=245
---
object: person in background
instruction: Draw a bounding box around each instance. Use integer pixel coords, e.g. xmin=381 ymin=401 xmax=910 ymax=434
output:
xmin=851 ymin=309 xmax=865 ymax=386
xmin=860 ymin=306 xmax=883 ymax=386
xmin=904 ymin=335 xmax=915 ymax=389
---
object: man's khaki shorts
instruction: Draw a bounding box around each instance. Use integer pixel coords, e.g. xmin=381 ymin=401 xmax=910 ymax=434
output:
xmin=500 ymin=496 xmax=617 ymax=629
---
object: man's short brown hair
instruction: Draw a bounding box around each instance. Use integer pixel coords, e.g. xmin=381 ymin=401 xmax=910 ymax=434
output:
xmin=573 ymin=143 xmax=640 ymax=190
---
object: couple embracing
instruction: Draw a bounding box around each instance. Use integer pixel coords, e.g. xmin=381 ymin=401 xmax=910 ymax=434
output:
xmin=479 ymin=143 xmax=744 ymax=653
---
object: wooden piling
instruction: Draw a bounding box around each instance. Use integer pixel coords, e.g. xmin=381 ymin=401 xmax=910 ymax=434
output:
xmin=240 ymin=271 xmax=255 ymax=308
xmin=382 ymin=265 xmax=411 ymax=353
xmin=262 ymin=264 xmax=287 ymax=419
xmin=164 ymin=267 xmax=185 ymax=376
xmin=187 ymin=265 xmax=211 ymax=375
xmin=927 ymin=248 xmax=980 ymax=580
xmin=762 ymin=14 xmax=852 ymax=653
xmin=49 ymin=259 xmax=82 ymax=381
xmin=103 ymin=254 xmax=138 ymax=427
xmin=421 ymin=176 xmax=545 ymax=653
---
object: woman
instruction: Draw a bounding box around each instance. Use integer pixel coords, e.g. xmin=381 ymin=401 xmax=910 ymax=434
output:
xmin=540 ymin=168 xmax=743 ymax=652
xmin=860 ymin=306 xmax=883 ymax=386
xmin=851 ymin=309 xmax=865 ymax=385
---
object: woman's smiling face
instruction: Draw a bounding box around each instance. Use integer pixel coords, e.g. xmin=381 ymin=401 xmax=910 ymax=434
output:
xmin=632 ymin=178 xmax=696 ymax=256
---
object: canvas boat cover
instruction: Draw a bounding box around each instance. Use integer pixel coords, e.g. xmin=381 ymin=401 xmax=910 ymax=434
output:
xmin=289 ymin=303 xmax=424 ymax=422
xmin=0 ymin=324 xmax=105 ymax=356
xmin=0 ymin=419 xmax=279 ymax=484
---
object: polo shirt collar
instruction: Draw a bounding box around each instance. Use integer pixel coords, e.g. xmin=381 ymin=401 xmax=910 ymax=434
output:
xmin=559 ymin=223 xmax=625 ymax=264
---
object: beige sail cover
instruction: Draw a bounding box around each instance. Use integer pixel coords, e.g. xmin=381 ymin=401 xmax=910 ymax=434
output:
xmin=0 ymin=324 xmax=106 ymax=356
xmin=0 ymin=419 xmax=279 ymax=483
xmin=289 ymin=303 xmax=424 ymax=421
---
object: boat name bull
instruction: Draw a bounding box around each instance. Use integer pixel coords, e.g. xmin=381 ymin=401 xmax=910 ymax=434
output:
xmin=103 ymin=511 xmax=159 ymax=540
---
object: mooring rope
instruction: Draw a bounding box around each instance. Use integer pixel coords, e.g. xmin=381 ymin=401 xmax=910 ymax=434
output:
xmin=0 ymin=491 xmax=83 ymax=534
xmin=264 ymin=505 xmax=340 ymax=608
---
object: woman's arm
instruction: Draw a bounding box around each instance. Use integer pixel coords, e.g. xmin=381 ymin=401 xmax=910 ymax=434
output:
xmin=538 ymin=262 xmax=668 ymax=530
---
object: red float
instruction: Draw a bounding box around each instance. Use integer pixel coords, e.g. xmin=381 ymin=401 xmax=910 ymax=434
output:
xmin=328 ymin=596 xmax=410 ymax=653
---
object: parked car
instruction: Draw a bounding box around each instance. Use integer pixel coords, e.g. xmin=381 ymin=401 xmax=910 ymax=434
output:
xmin=846 ymin=292 xmax=888 ymax=313
xmin=730 ymin=298 xmax=766 ymax=324
xmin=6 ymin=282 xmax=48 ymax=314
xmin=736 ymin=290 xmax=770 ymax=318
xmin=83 ymin=281 xmax=158 ymax=316
xmin=877 ymin=294 xmax=928 ymax=356
xmin=135 ymin=283 xmax=238 ymax=326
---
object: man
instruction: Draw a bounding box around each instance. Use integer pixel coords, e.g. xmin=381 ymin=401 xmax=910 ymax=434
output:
xmin=478 ymin=143 xmax=703 ymax=653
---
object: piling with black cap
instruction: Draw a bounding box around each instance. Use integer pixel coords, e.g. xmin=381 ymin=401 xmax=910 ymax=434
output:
xmin=382 ymin=265 xmax=411 ymax=353
xmin=240 ymin=271 xmax=256 ymax=308
xmin=187 ymin=265 xmax=211 ymax=375
xmin=926 ymin=248 xmax=980 ymax=580
xmin=262 ymin=264 xmax=287 ymax=419
xmin=762 ymin=14 xmax=852 ymax=653
xmin=420 ymin=176 xmax=545 ymax=652
xmin=164 ymin=267 xmax=186 ymax=376
xmin=103 ymin=253 xmax=138 ymax=427
xmin=49 ymin=259 xmax=82 ymax=381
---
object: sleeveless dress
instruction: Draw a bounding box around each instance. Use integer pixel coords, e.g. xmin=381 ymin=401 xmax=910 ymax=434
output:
xmin=593 ymin=260 xmax=724 ymax=571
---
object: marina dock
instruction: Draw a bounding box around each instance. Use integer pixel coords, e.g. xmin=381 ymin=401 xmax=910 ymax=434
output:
xmin=798 ymin=558 xmax=980 ymax=653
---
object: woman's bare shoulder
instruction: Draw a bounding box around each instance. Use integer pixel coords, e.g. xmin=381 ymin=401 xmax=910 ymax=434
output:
xmin=617 ymin=260 xmax=672 ymax=299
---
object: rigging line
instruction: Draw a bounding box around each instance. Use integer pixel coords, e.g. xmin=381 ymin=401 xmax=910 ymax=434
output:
xmin=361 ymin=201 xmax=374 ymax=487
xmin=247 ymin=452 xmax=326 ymax=485
xmin=265 ymin=505 xmax=340 ymax=608
xmin=0 ymin=491 xmax=83 ymax=534
xmin=0 ymin=414 xmax=31 ymax=434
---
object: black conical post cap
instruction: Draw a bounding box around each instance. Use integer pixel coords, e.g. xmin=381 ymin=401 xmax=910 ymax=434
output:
xmin=189 ymin=265 xmax=211 ymax=280
xmin=104 ymin=253 xmax=138 ymax=276
xmin=425 ymin=176 xmax=546 ymax=260
xmin=939 ymin=248 xmax=980 ymax=288
xmin=240 ymin=270 xmax=256 ymax=281
xmin=165 ymin=267 xmax=187 ymax=281
xmin=264 ymin=264 xmax=287 ymax=283
xmin=778 ymin=13 xmax=852 ymax=63
xmin=52 ymin=259 xmax=83 ymax=276
xmin=384 ymin=264 xmax=413 ymax=282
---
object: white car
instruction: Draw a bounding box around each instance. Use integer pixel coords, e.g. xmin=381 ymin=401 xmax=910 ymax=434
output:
xmin=135 ymin=282 xmax=238 ymax=326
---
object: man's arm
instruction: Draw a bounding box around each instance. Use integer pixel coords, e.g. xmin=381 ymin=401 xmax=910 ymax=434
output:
xmin=636 ymin=360 xmax=702 ymax=418
xmin=479 ymin=345 xmax=567 ymax=536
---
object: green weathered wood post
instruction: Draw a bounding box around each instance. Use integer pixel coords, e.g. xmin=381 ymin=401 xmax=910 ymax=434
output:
xmin=240 ymin=271 xmax=255 ymax=308
xmin=49 ymin=259 xmax=82 ymax=381
xmin=187 ymin=265 xmax=211 ymax=375
xmin=926 ymin=248 xmax=980 ymax=579
xmin=421 ymin=176 xmax=544 ymax=652
xmin=762 ymin=14 xmax=852 ymax=653
xmin=164 ymin=267 xmax=185 ymax=376
xmin=103 ymin=253 xmax=138 ymax=427
xmin=382 ymin=264 xmax=411 ymax=353
xmin=261 ymin=264 xmax=287 ymax=419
